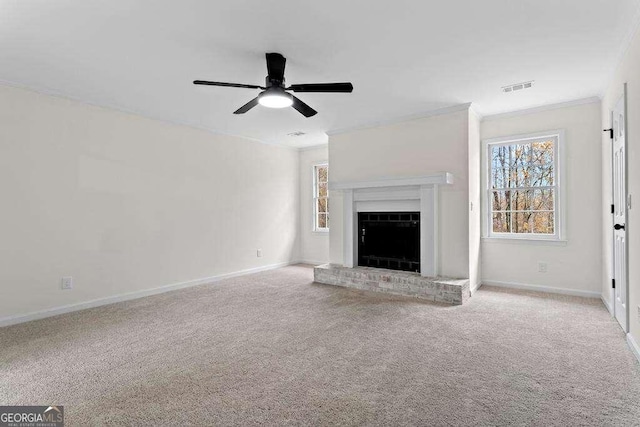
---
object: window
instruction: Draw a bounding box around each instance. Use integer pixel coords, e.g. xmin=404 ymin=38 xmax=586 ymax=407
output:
xmin=484 ymin=130 xmax=563 ymax=240
xmin=313 ymin=164 xmax=329 ymax=231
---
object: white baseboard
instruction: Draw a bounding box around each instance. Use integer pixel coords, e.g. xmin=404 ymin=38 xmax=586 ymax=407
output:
xmin=296 ymin=259 xmax=329 ymax=266
xmin=481 ymin=280 xmax=600 ymax=298
xmin=628 ymin=333 xmax=640 ymax=364
xmin=470 ymin=282 xmax=482 ymax=295
xmin=601 ymin=295 xmax=614 ymax=316
xmin=0 ymin=261 xmax=295 ymax=328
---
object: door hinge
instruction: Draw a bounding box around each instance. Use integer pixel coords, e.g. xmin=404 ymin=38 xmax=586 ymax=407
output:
xmin=611 ymin=204 xmax=615 ymax=214
xmin=612 ymin=278 xmax=616 ymax=289
xmin=604 ymin=128 xmax=613 ymax=139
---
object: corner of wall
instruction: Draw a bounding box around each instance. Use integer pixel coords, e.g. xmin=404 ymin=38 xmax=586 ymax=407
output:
xmin=468 ymin=108 xmax=482 ymax=288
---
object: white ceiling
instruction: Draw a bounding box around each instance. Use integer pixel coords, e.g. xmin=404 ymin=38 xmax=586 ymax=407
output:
xmin=1 ymin=0 xmax=639 ymax=148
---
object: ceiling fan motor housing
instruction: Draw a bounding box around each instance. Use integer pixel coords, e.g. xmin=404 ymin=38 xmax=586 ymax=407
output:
xmin=266 ymin=76 xmax=284 ymax=88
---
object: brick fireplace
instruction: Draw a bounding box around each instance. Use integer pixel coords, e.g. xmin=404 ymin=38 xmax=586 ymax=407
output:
xmin=313 ymin=173 xmax=471 ymax=305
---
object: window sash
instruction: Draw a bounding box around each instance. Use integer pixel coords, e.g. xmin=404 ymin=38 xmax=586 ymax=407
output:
xmin=313 ymin=164 xmax=329 ymax=231
xmin=491 ymin=210 xmax=554 ymax=213
xmin=485 ymin=134 xmax=561 ymax=239
xmin=489 ymin=188 xmax=556 ymax=212
xmin=491 ymin=185 xmax=555 ymax=191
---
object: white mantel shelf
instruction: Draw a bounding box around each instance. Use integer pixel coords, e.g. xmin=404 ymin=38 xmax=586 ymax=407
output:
xmin=329 ymin=172 xmax=454 ymax=191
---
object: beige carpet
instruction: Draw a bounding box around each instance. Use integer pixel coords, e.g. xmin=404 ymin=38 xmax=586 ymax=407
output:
xmin=1 ymin=265 xmax=639 ymax=426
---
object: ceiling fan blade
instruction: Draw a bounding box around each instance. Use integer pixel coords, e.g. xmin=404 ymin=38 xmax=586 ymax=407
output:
xmin=194 ymin=80 xmax=264 ymax=89
xmin=291 ymin=95 xmax=317 ymax=118
xmin=287 ymin=83 xmax=353 ymax=93
xmin=266 ymin=53 xmax=286 ymax=82
xmin=233 ymin=97 xmax=260 ymax=114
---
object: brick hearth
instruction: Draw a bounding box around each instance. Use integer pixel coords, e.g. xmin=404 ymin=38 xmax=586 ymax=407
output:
xmin=313 ymin=264 xmax=470 ymax=305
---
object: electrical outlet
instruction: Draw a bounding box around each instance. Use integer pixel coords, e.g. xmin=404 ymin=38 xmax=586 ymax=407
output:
xmin=538 ymin=262 xmax=548 ymax=273
xmin=61 ymin=276 xmax=73 ymax=290
xmin=637 ymin=305 xmax=640 ymax=321
xmin=257 ymin=249 xmax=262 ymax=258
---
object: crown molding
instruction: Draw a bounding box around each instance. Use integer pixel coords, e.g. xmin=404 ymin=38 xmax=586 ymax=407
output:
xmin=0 ymin=79 xmax=304 ymax=152
xmin=326 ymin=102 xmax=472 ymax=137
xmin=600 ymin=0 xmax=640 ymax=98
xmin=481 ymin=97 xmax=601 ymax=122
xmin=469 ymin=104 xmax=483 ymax=121
xmin=297 ymin=142 xmax=328 ymax=152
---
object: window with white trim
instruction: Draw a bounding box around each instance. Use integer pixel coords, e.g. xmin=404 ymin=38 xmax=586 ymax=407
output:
xmin=313 ymin=164 xmax=329 ymax=231
xmin=485 ymin=131 xmax=562 ymax=240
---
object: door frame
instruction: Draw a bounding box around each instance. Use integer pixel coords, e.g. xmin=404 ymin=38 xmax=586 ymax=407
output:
xmin=610 ymin=84 xmax=630 ymax=332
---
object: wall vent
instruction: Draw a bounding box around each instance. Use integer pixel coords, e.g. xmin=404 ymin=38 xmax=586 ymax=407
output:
xmin=502 ymin=81 xmax=534 ymax=93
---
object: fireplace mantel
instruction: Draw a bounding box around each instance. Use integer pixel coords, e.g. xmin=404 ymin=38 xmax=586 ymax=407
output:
xmin=330 ymin=173 xmax=454 ymax=277
xmin=329 ymin=172 xmax=453 ymax=191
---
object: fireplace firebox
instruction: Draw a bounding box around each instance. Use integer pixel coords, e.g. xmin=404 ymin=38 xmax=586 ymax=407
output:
xmin=357 ymin=212 xmax=420 ymax=272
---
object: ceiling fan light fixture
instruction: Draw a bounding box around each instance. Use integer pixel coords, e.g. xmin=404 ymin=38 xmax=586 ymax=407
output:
xmin=258 ymin=90 xmax=293 ymax=109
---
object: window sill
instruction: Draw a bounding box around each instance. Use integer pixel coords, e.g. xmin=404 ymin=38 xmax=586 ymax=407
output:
xmin=482 ymin=237 xmax=567 ymax=246
xmin=312 ymin=229 xmax=330 ymax=235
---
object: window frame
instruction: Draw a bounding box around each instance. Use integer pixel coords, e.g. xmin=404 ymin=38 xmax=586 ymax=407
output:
xmin=313 ymin=163 xmax=329 ymax=232
xmin=482 ymin=129 xmax=565 ymax=242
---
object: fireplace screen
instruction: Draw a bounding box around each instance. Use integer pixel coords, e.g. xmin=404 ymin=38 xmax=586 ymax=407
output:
xmin=357 ymin=212 xmax=420 ymax=272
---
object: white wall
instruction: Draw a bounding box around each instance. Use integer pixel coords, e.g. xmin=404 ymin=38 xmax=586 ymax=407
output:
xmin=298 ymin=145 xmax=330 ymax=264
xmin=0 ymin=84 xmax=299 ymax=320
xmin=328 ymin=108 xmax=470 ymax=278
xmin=601 ymin=25 xmax=640 ymax=346
xmin=480 ymin=101 xmax=602 ymax=296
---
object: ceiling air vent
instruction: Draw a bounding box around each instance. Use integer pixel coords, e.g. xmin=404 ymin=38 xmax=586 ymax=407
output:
xmin=502 ymin=81 xmax=534 ymax=93
xmin=287 ymin=131 xmax=306 ymax=137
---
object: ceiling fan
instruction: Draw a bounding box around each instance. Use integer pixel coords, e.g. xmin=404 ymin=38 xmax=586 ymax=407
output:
xmin=193 ymin=53 xmax=353 ymax=118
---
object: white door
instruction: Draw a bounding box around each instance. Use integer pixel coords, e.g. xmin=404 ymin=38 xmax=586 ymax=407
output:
xmin=612 ymin=94 xmax=628 ymax=332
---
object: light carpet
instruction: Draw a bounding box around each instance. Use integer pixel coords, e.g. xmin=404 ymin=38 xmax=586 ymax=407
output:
xmin=1 ymin=265 xmax=639 ymax=426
